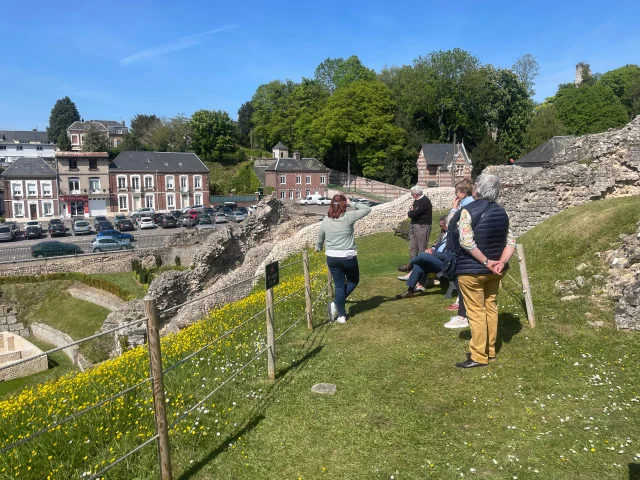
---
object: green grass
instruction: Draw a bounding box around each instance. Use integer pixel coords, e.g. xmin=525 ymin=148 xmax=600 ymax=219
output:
xmin=170 ymin=197 xmax=640 ymax=480
xmin=0 ymin=338 xmax=77 ymax=398
xmin=89 ymin=272 xmax=148 ymax=299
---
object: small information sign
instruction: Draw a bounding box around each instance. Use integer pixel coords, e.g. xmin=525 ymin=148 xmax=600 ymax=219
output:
xmin=265 ymin=261 xmax=280 ymax=289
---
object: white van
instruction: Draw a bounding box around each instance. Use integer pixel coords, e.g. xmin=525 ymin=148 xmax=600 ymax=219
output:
xmin=297 ymin=194 xmax=323 ymax=205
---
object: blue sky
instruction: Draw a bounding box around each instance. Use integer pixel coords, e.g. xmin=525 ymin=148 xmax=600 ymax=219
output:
xmin=1 ymin=0 xmax=639 ymax=131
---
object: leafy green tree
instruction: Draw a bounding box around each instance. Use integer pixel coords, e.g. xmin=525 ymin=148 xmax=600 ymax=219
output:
xmin=292 ymin=79 xmax=330 ymax=157
xmin=47 ymin=97 xmax=80 ymax=143
xmin=147 ymin=115 xmax=192 ymax=152
xmin=190 ymin=110 xmax=237 ymax=160
xmin=512 ymin=54 xmax=540 ymax=97
xmin=314 ymin=56 xmax=377 ymax=94
xmin=552 ymin=83 xmax=628 ymax=135
xmin=237 ymin=101 xmax=254 ymax=147
xmin=523 ymin=105 xmax=567 ymax=152
xmin=251 ymin=80 xmax=297 ymax=150
xmin=470 ymin=135 xmax=507 ymax=178
xmin=118 ymin=133 xmax=145 ymax=152
xmin=56 ymin=132 xmax=71 ymax=152
xmin=230 ymin=161 xmax=262 ymax=194
xmin=599 ymin=64 xmax=640 ymax=118
xmin=312 ymin=80 xmax=404 ymax=178
xmin=81 ymin=125 xmax=110 ymax=152
xmin=130 ymin=114 xmax=162 ymax=146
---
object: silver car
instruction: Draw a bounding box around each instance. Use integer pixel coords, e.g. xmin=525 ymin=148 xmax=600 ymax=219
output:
xmin=227 ymin=212 xmax=246 ymax=223
xmin=90 ymin=236 xmax=131 ymax=252
xmin=73 ymin=220 xmax=92 ymax=236
xmin=0 ymin=225 xmax=14 ymax=242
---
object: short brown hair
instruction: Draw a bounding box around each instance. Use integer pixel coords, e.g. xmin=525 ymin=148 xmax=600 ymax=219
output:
xmin=455 ymin=178 xmax=473 ymax=197
xmin=327 ymin=194 xmax=348 ymax=219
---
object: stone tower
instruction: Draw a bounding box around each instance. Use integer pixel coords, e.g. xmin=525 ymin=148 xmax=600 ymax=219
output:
xmin=575 ymin=62 xmax=591 ymax=86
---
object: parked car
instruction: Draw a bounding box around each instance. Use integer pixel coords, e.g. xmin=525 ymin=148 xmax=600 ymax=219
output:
xmin=152 ymin=213 xmax=164 ymax=225
xmin=170 ymin=210 xmax=183 ymax=219
xmin=297 ymin=194 xmax=322 ymax=205
xmin=48 ymin=219 xmax=66 ymax=237
xmin=132 ymin=207 xmax=155 ymax=217
xmin=138 ymin=217 xmax=157 ymax=230
xmin=203 ymin=207 xmax=216 ymax=216
xmin=72 ymin=220 xmax=92 ymax=236
xmin=182 ymin=204 xmax=205 ymax=213
xmin=161 ymin=215 xmax=178 ymax=228
xmin=6 ymin=222 xmax=20 ymax=236
xmin=222 ymin=202 xmax=237 ymax=210
xmin=218 ymin=207 xmax=233 ymax=216
xmin=186 ymin=209 xmax=200 ymax=220
xmin=237 ymin=206 xmax=248 ymax=215
xmin=117 ymin=219 xmax=135 ymax=232
xmin=95 ymin=221 xmax=114 ymax=232
xmin=181 ymin=216 xmax=197 ymax=228
xmin=25 ymin=220 xmax=42 ymax=230
xmin=90 ymin=236 xmax=132 ymax=252
xmin=96 ymin=229 xmax=134 ymax=242
xmin=113 ymin=214 xmax=128 ymax=228
xmin=247 ymin=205 xmax=258 ymax=215
xmin=31 ymin=241 xmax=83 ymax=258
xmin=197 ymin=213 xmax=213 ymax=225
xmin=316 ymin=197 xmax=331 ymax=206
xmin=24 ymin=226 xmax=43 ymax=239
xmin=0 ymin=225 xmax=15 ymax=242
xmin=213 ymin=212 xmax=228 ymax=223
xmin=93 ymin=216 xmax=108 ymax=229
xmin=227 ymin=211 xmax=246 ymax=223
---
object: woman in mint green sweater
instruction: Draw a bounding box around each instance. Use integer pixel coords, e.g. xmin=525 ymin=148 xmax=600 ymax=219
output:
xmin=316 ymin=194 xmax=372 ymax=323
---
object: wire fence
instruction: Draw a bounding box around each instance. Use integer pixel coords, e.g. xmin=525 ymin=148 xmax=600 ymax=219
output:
xmin=0 ymin=250 xmax=332 ymax=480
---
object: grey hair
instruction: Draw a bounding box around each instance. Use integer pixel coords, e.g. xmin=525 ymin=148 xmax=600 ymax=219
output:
xmin=410 ymin=185 xmax=423 ymax=195
xmin=473 ymin=174 xmax=501 ymax=202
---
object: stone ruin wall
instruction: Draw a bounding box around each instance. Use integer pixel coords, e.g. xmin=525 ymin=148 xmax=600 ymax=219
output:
xmin=0 ymin=332 xmax=48 ymax=381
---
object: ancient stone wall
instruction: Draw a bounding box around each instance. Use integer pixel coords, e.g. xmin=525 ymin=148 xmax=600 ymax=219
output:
xmin=0 ymin=304 xmax=29 ymax=337
xmin=30 ymin=322 xmax=87 ymax=368
xmin=0 ymin=332 xmax=48 ymax=381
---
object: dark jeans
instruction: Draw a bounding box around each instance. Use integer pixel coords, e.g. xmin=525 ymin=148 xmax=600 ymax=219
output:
xmin=406 ymin=252 xmax=446 ymax=288
xmin=327 ymin=256 xmax=360 ymax=317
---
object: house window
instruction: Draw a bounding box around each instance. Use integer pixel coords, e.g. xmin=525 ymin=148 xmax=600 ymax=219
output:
xmin=280 ymin=175 xmax=286 ymax=184
xmin=11 ymin=182 xmax=22 ymax=196
xmin=116 ymin=128 xmax=124 ymax=135
xmin=166 ymin=175 xmax=174 ymax=189
xmin=68 ymin=178 xmax=80 ymax=193
xmin=280 ymin=190 xmax=286 ymax=199
xmin=113 ymin=139 xmax=121 ymax=147
xmin=194 ymin=193 xmax=202 ymax=205
xmin=89 ymin=177 xmax=100 ymax=192
xmin=306 ymin=190 xmax=310 ymax=196
xmin=43 ymin=202 xmax=53 ymax=216
xmin=295 ymin=175 xmax=301 ymax=184
xmin=16 ymin=146 xmax=23 ymax=151
xmin=117 ymin=176 xmax=127 ymax=189
xmin=167 ymin=194 xmax=175 ymax=208
xmin=455 ymin=164 xmax=464 ymax=176
xmin=180 ymin=176 xmax=188 ymax=190
xmin=296 ymin=191 xmax=301 ymax=198
xmin=194 ymin=176 xmax=202 ymax=189
xmin=27 ymin=183 xmax=37 ymax=196
xmin=0 ymin=146 xmax=5 ymax=150
xmin=288 ymin=190 xmax=293 ymax=199
xmin=145 ymin=195 xmax=154 ymax=208
xmin=320 ymin=175 xmax=326 ymax=185
xmin=36 ymin=146 xmax=43 ymax=151
xmin=305 ymin=175 xmax=311 ymax=184
xmin=68 ymin=159 xmax=78 ymax=170
xmin=131 ymin=176 xmax=140 ymax=191
xmin=41 ymin=182 xmax=52 ymax=196
xmin=71 ymin=134 xmax=79 ymax=145
xmin=118 ymin=195 xmax=128 ymax=210
xmin=89 ymin=159 xmax=98 ymax=170
xmin=144 ymin=175 xmax=153 ymax=189
xmin=13 ymin=202 xmax=24 ymax=217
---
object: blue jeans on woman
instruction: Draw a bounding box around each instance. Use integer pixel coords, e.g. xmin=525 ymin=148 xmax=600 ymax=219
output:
xmin=327 ymin=256 xmax=360 ymax=317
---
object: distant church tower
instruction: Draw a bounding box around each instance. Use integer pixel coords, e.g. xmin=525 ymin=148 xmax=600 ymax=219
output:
xmin=575 ymin=62 xmax=591 ymax=86
xmin=272 ymin=142 xmax=289 ymax=159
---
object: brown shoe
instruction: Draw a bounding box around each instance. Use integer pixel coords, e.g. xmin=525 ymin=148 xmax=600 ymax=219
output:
xmin=395 ymin=290 xmax=415 ymax=299
xmin=397 ymin=263 xmax=411 ymax=272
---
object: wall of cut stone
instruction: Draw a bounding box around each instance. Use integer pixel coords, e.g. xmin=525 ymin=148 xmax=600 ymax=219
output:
xmin=29 ymin=322 xmax=79 ymax=365
xmin=0 ymin=332 xmax=49 ymax=381
xmin=0 ymin=304 xmax=28 ymax=337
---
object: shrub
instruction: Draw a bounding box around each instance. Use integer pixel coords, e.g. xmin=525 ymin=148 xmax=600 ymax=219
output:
xmin=154 ymin=255 xmax=163 ymax=268
xmin=174 ymin=256 xmax=181 ymax=267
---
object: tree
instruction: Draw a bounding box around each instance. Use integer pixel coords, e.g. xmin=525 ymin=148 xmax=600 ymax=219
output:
xmin=250 ymin=80 xmax=297 ymax=150
xmin=118 ymin=133 xmax=145 ymax=152
xmin=599 ymin=64 xmax=640 ymax=119
xmin=312 ymin=80 xmax=404 ymax=178
xmin=190 ymin=110 xmax=237 ymax=160
xmin=470 ymin=135 xmax=507 ymax=178
xmin=47 ymin=97 xmax=80 ymax=143
xmin=147 ymin=115 xmax=192 ymax=152
xmin=81 ymin=125 xmax=110 ymax=152
xmin=230 ymin=161 xmax=262 ymax=194
xmin=512 ymin=54 xmax=540 ymax=96
xmin=552 ymin=83 xmax=628 ymax=135
xmin=130 ymin=114 xmax=162 ymax=146
xmin=314 ymin=56 xmax=377 ymax=94
xmin=56 ymin=132 xmax=71 ymax=152
xmin=237 ymin=102 xmax=254 ymax=147
xmin=523 ymin=105 xmax=567 ymax=152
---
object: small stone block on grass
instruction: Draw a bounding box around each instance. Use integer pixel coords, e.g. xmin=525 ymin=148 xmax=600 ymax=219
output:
xmin=311 ymin=383 xmax=337 ymax=395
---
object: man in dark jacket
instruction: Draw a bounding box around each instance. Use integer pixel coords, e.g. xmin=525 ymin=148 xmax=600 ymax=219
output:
xmin=398 ymin=185 xmax=433 ymax=281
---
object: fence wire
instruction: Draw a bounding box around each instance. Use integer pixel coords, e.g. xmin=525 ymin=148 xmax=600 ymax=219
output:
xmin=87 ymin=434 xmax=160 ymax=480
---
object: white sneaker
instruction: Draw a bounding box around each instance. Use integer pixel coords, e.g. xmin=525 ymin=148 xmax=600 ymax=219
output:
xmin=444 ymin=316 xmax=469 ymax=329
xmin=415 ymin=284 xmax=426 ymax=292
xmin=330 ymin=301 xmax=338 ymax=320
xmin=397 ymin=274 xmax=410 ymax=281
xmin=336 ymin=316 xmax=347 ymax=324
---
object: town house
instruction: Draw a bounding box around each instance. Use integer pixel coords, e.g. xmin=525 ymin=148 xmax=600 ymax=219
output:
xmin=416 ymin=143 xmax=472 ymax=188
xmin=56 ymin=151 xmax=111 ymax=217
xmin=1 ymin=157 xmax=59 ymax=221
xmin=262 ymin=143 xmax=329 ymax=201
xmin=67 ymin=120 xmax=128 ymax=150
xmin=109 ymin=151 xmax=210 ymax=213
xmin=0 ymin=130 xmax=55 ymax=165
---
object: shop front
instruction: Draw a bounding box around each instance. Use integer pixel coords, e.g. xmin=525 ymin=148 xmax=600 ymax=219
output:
xmin=59 ymin=195 xmax=89 ymax=218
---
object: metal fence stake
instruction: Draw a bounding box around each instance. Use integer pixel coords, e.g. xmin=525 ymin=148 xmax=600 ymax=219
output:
xmin=144 ymin=296 xmax=173 ymax=480
xmin=265 ymin=288 xmax=276 ymax=380
xmin=302 ymin=250 xmax=313 ymax=330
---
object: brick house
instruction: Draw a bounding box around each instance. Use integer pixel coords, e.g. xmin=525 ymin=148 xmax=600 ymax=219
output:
xmin=67 ymin=120 xmax=128 ymax=150
xmin=109 ymin=151 xmax=210 ymax=213
xmin=1 ymin=157 xmax=59 ymax=221
xmin=263 ymin=143 xmax=329 ymax=201
xmin=56 ymin=152 xmax=111 ymax=218
xmin=416 ymin=143 xmax=472 ymax=188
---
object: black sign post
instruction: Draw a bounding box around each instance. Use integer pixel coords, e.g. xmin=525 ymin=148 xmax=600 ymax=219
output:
xmin=265 ymin=261 xmax=280 ymax=290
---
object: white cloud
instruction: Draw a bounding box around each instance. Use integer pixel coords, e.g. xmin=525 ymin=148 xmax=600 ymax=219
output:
xmin=121 ymin=25 xmax=237 ymax=66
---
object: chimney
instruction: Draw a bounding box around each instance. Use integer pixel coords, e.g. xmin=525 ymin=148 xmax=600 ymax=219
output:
xmin=293 ymin=151 xmax=301 ymax=161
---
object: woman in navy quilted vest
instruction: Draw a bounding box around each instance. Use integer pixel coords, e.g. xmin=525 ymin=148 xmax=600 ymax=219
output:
xmin=452 ymin=174 xmax=516 ymax=368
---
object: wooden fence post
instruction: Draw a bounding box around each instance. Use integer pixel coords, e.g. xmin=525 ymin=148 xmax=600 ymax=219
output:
xmin=265 ymin=288 xmax=276 ymax=380
xmin=302 ymin=250 xmax=313 ymax=330
xmin=326 ymin=268 xmax=334 ymax=300
xmin=144 ymin=296 xmax=172 ymax=480
xmin=516 ymin=244 xmax=536 ymax=329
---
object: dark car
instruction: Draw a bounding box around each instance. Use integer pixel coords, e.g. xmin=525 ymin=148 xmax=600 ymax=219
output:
xmin=96 ymin=229 xmax=134 ymax=242
xmin=113 ymin=214 xmax=128 ymax=227
xmin=48 ymin=221 xmax=66 ymax=237
xmin=93 ymin=216 xmax=108 ymax=229
xmin=203 ymin=207 xmax=216 ymax=216
xmin=197 ymin=214 xmax=213 ymax=225
xmin=117 ymin=219 xmax=135 ymax=232
xmin=95 ymin=221 xmax=114 ymax=232
xmin=170 ymin=210 xmax=183 ymax=219
xmin=31 ymin=241 xmax=83 ymax=258
xmin=237 ymin=207 xmax=248 ymax=215
xmin=219 ymin=207 xmax=233 ymax=216
xmin=161 ymin=215 xmax=178 ymax=228
xmin=152 ymin=213 xmax=164 ymax=225
xmin=24 ymin=226 xmax=43 ymax=239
